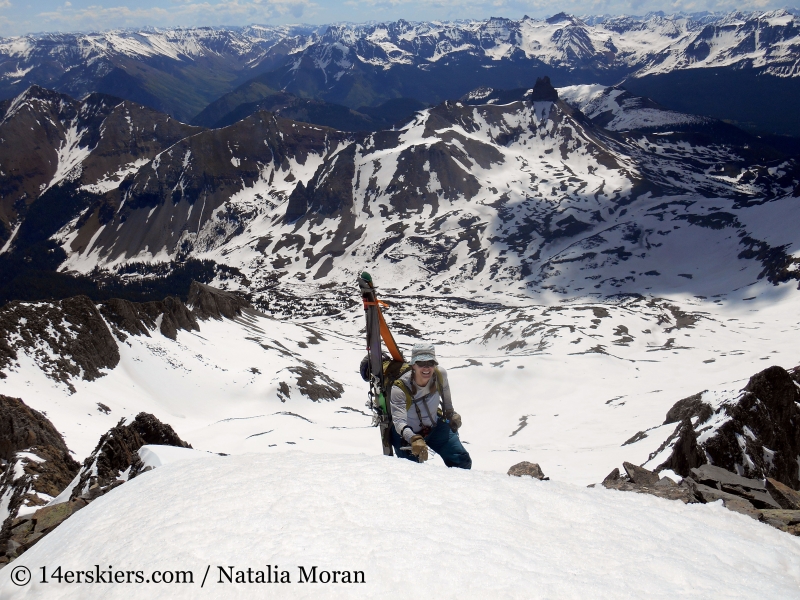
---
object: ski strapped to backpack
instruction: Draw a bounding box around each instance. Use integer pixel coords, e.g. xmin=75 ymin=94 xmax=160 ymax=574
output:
xmin=358 ymin=271 xmax=403 ymax=456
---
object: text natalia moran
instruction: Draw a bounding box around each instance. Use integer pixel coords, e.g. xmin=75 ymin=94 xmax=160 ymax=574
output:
xmin=217 ymin=565 xmax=365 ymax=584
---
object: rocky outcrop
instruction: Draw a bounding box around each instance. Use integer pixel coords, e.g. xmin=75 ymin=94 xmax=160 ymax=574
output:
xmin=0 ymin=295 xmax=120 ymax=390
xmin=529 ymin=76 xmax=559 ymax=102
xmin=600 ymin=463 xmax=697 ymax=503
xmin=507 ymin=462 xmax=548 ymax=480
xmin=649 ymin=365 xmax=800 ymax=489
xmin=187 ymin=281 xmax=250 ymax=321
xmin=601 ymin=459 xmax=800 ymax=536
xmin=0 ymin=411 xmax=192 ymax=566
xmin=0 ymin=283 xmax=248 ymax=385
xmin=1 ymin=499 xmax=89 ymax=566
xmin=0 ymin=395 xmax=72 ymax=461
xmin=70 ymin=412 xmax=192 ymax=500
xmin=0 ymin=395 xmax=80 ymax=563
xmin=100 ymin=296 xmax=199 ymax=341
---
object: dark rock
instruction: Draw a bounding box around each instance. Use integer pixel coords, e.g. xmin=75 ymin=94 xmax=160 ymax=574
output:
xmin=529 ymin=77 xmax=559 ymax=102
xmin=602 ymin=468 xmax=621 ymax=483
xmin=101 ymin=296 xmax=200 ymax=341
xmin=0 ymin=395 xmax=71 ymax=461
xmin=759 ymin=510 xmax=800 ymax=536
xmin=286 ymin=181 xmax=309 ymax=223
xmin=602 ymin=478 xmax=697 ymax=503
xmin=655 ymin=477 xmax=678 ymax=488
xmin=759 ymin=509 xmax=800 ymax=527
xmin=765 ymin=478 xmax=800 ymax=510
xmin=623 ymin=461 xmax=659 ymax=486
xmin=723 ymin=497 xmax=762 ymax=520
xmin=0 ymin=396 xmax=79 ymax=555
xmin=654 ymin=418 xmax=705 ymax=477
xmin=187 ymin=281 xmax=250 ymax=321
xmin=664 ymin=392 xmax=713 ymax=424
xmin=507 ymin=461 xmax=547 ymax=480
xmin=719 ymin=485 xmax=780 ymax=510
xmin=5 ymin=498 xmax=87 ymax=557
xmin=694 ymin=482 xmax=747 ymax=504
xmin=690 ymin=464 xmax=765 ymax=490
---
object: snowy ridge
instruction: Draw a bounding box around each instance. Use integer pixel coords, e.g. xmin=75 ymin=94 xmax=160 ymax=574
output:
xmin=3 ymin=452 xmax=800 ymax=598
xmin=557 ymin=84 xmax=712 ymax=131
xmin=273 ymin=11 xmax=800 ymax=83
xmin=2 ymin=11 xmax=799 ymax=105
xmin=0 ymin=25 xmax=316 ymax=65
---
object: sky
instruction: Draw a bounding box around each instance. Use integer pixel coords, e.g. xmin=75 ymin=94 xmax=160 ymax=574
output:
xmin=0 ymin=0 xmax=797 ymax=37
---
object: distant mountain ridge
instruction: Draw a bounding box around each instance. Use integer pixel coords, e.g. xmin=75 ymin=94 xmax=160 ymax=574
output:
xmin=2 ymin=11 xmax=800 ymax=134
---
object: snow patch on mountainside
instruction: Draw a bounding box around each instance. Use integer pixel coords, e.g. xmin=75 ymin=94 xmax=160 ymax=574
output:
xmin=558 ymin=84 xmax=711 ymax=131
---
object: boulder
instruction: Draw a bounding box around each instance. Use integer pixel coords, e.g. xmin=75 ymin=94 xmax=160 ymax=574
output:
xmin=759 ymin=510 xmax=800 ymax=535
xmin=507 ymin=462 xmax=547 ymax=480
xmin=693 ymin=482 xmax=754 ymax=504
xmin=623 ymin=462 xmax=659 ymax=486
xmin=722 ymin=497 xmax=762 ymax=520
xmin=601 ymin=478 xmax=697 ymax=503
xmin=689 ymin=464 xmax=766 ymax=490
xmin=766 ymin=478 xmax=800 ymax=510
xmin=602 ymin=468 xmax=620 ymax=484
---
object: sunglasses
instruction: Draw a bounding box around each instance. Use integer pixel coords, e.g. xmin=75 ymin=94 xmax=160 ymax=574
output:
xmin=415 ymin=360 xmax=436 ymax=368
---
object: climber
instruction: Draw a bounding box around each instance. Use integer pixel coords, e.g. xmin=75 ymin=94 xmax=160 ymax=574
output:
xmin=389 ymin=343 xmax=471 ymax=469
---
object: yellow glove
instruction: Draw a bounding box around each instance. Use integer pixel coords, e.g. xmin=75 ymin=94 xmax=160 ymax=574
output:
xmin=410 ymin=435 xmax=429 ymax=462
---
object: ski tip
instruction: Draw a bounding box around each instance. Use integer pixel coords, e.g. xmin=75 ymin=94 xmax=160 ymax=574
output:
xmin=360 ymin=271 xmax=373 ymax=283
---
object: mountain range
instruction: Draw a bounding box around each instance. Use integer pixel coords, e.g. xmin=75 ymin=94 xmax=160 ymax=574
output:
xmin=1 ymin=76 xmax=798 ymax=308
xmin=1 ymin=16 xmax=800 ymax=581
xmin=2 ymin=11 xmax=800 ymax=135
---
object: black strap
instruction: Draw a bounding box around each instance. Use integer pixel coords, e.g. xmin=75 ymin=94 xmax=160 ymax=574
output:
xmin=408 ymin=372 xmax=447 ymax=434
xmin=411 ymin=391 xmax=436 ymax=429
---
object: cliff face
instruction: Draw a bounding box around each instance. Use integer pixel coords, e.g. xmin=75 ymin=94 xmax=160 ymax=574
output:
xmin=0 ymin=86 xmax=199 ymax=243
xmin=649 ymin=365 xmax=800 ymax=490
xmin=0 ymin=395 xmax=80 ymax=546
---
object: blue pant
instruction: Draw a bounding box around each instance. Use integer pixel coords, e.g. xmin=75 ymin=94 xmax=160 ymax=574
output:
xmin=391 ymin=419 xmax=472 ymax=469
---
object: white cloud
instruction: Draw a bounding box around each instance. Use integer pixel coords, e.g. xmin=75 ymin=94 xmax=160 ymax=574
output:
xmin=35 ymin=1 xmax=316 ymax=34
xmin=341 ymin=0 xmax=794 ymax=19
xmin=0 ymin=0 xmax=12 ymax=9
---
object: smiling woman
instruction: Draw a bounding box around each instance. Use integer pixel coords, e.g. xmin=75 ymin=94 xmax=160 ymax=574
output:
xmin=389 ymin=343 xmax=471 ymax=468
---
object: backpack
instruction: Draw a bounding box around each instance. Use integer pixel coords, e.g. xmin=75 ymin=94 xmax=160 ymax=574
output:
xmin=361 ymin=354 xmax=443 ymax=413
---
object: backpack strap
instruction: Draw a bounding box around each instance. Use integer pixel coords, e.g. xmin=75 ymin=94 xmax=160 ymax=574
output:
xmin=398 ymin=370 xmax=446 ymax=422
xmin=394 ymin=379 xmax=415 ymax=411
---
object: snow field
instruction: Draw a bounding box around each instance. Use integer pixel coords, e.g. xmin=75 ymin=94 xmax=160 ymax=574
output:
xmin=2 ymin=451 xmax=800 ymax=599
xmin=2 ymin=281 xmax=800 ymax=485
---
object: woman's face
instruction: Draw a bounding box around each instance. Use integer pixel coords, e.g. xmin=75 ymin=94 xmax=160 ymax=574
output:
xmin=412 ymin=361 xmax=435 ymax=386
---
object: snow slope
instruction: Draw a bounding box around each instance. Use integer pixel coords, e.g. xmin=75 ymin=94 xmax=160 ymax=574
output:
xmin=2 ymin=451 xmax=799 ymax=599
xmin=1 ymin=281 xmax=799 ymax=485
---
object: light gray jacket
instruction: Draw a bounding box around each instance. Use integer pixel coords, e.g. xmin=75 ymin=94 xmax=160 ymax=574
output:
xmin=390 ymin=367 xmax=453 ymax=443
